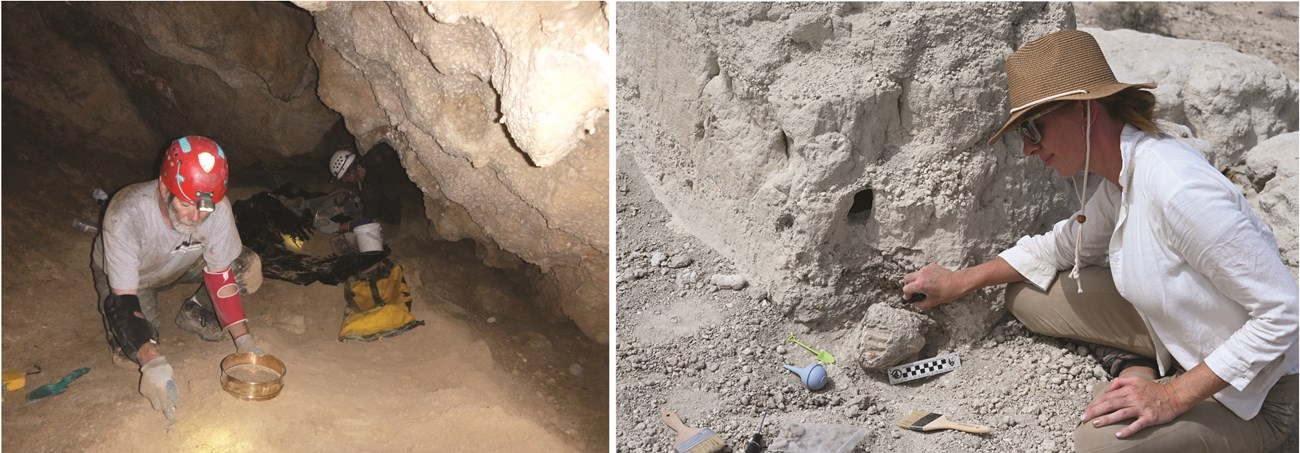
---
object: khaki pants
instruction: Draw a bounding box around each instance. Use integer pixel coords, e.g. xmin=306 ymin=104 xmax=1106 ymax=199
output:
xmin=1006 ymin=266 xmax=1299 ymax=453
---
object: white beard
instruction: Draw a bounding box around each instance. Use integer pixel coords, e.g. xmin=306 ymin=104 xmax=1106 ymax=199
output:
xmin=168 ymin=204 xmax=200 ymax=234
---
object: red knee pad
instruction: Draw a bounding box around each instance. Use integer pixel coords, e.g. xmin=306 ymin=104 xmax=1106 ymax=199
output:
xmin=203 ymin=267 xmax=247 ymax=330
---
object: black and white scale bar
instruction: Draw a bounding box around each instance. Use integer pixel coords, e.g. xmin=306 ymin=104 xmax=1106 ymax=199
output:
xmin=887 ymin=353 xmax=962 ymax=385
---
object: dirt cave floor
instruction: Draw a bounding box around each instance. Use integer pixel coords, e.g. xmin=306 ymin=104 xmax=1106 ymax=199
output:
xmin=614 ymin=150 xmax=1297 ymax=453
xmin=1 ymin=152 xmax=607 ymax=451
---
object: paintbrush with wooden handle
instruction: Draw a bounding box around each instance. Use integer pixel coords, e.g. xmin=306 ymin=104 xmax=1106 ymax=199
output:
xmin=897 ymin=410 xmax=992 ymax=434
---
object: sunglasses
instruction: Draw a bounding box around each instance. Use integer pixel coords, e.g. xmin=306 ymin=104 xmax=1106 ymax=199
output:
xmin=1017 ymin=102 xmax=1067 ymax=144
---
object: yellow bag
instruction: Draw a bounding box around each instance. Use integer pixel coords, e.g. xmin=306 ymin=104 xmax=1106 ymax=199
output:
xmin=339 ymin=259 xmax=424 ymax=341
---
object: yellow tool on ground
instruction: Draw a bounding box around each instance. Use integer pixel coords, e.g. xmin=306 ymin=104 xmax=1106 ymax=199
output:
xmin=786 ymin=334 xmax=837 ymax=364
xmin=3 ymin=366 xmax=41 ymax=392
xmin=3 ymin=370 xmax=27 ymax=391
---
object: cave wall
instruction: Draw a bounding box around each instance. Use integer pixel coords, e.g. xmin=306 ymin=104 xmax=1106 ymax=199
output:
xmin=1 ymin=2 xmax=341 ymax=170
xmin=301 ymin=2 xmax=610 ymax=343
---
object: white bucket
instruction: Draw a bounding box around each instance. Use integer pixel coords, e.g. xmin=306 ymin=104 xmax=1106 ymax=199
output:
xmin=353 ymin=222 xmax=383 ymax=253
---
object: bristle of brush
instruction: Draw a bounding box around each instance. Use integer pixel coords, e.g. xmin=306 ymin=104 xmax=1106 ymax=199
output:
xmin=678 ymin=429 xmax=725 ymax=453
xmin=897 ymin=411 xmax=942 ymax=431
xmin=896 ymin=410 xmax=928 ymax=429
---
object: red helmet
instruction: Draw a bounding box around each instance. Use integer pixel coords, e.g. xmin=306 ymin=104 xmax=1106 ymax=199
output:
xmin=160 ymin=136 xmax=228 ymax=212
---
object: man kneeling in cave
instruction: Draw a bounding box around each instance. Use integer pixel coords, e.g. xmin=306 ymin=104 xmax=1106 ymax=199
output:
xmin=322 ymin=142 xmax=405 ymax=254
xmin=92 ymin=136 xmax=267 ymax=422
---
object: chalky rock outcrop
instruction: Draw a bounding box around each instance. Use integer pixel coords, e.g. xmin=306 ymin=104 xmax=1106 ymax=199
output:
xmin=1087 ymin=27 xmax=1299 ymax=169
xmin=303 ymin=2 xmax=610 ymax=342
xmin=2 ymin=2 xmax=340 ymax=164
xmin=619 ymin=3 xmax=1079 ymax=343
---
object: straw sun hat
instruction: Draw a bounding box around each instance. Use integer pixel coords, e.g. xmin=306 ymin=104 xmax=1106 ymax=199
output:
xmin=986 ymin=30 xmax=1156 ymax=146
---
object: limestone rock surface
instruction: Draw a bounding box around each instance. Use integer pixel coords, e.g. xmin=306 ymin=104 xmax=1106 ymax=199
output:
xmin=1087 ymin=27 xmax=1299 ymax=169
xmin=618 ymin=2 xmax=1079 ymax=343
xmin=305 ymin=2 xmax=610 ymax=342
xmin=424 ymin=2 xmax=611 ymax=167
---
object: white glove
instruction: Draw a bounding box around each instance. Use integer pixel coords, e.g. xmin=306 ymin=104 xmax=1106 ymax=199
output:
xmin=234 ymin=334 xmax=265 ymax=356
xmin=139 ymin=356 xmax=178 ymax=423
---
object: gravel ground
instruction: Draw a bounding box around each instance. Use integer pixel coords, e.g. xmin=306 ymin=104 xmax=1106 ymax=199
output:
xmin=617 ymin=148 xmax=1126 ymax=453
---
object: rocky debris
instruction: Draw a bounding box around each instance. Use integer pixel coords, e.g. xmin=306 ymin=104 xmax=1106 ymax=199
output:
xmin=304 ymin=2 xmax=610 ymax=343
xmin=710 ymin=274 xmax=748 ymax=290
xmin=851 ymin=304 xmax=928 ymax=371
xmin=667 ymin=255 xmax=695 ymax=269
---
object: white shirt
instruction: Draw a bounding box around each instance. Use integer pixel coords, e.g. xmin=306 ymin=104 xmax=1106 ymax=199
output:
xmin=1000 ymin=125 xmax=1298 ymax=420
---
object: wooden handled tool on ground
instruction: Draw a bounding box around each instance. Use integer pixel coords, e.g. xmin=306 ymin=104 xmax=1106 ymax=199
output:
xmin=897 ymin=411 xmax=992 ymax=434
xmin=662 ymin=410 xmax=725 ymax=453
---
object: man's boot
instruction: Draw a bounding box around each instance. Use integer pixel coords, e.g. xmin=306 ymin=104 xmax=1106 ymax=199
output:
xmin=175 ymin=297 xmax=225 ymax=341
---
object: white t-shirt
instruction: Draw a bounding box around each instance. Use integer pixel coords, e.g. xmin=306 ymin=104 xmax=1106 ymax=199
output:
xmin=91 ymin=181 xmax=242 ymax=291
xmin=1000 ymin=125 xmax=1299 ymax=420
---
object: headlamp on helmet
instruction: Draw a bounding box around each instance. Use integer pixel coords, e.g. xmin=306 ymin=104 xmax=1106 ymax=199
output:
xmin=160 ymin=136 xmax=229 ymax=212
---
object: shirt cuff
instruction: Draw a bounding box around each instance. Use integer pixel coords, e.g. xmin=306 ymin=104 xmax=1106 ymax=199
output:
xmin=998 ymin=246 xmax=1058 ymax=292
xmin=1203 ymin=343 xmax=1254 ymax=391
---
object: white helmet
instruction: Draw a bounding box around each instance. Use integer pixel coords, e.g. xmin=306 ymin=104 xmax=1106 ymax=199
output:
xmin=329 ymin=150 xmax=356 ymax=180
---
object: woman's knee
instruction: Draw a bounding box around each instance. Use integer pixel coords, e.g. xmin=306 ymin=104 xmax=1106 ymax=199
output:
xmin=1073 ymin=419 xmax=1160 ymax=453
xmin=1004 ymin=281 xmax=1058 ymax=338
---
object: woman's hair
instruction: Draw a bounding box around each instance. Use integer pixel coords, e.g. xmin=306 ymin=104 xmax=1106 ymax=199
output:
xmin=1099 ymin=88 xmax=1159 ymax=135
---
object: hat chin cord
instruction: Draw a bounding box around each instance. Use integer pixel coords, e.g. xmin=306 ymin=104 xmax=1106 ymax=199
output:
xmin=1069 ymin=101 xmax=1092 ymax=293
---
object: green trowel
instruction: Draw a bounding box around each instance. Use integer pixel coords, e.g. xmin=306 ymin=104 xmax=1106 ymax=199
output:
xmin=787 ymin=334 xmax=836 ymax=364
xmin=26 ymin=367 xmax=90 ymax=402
